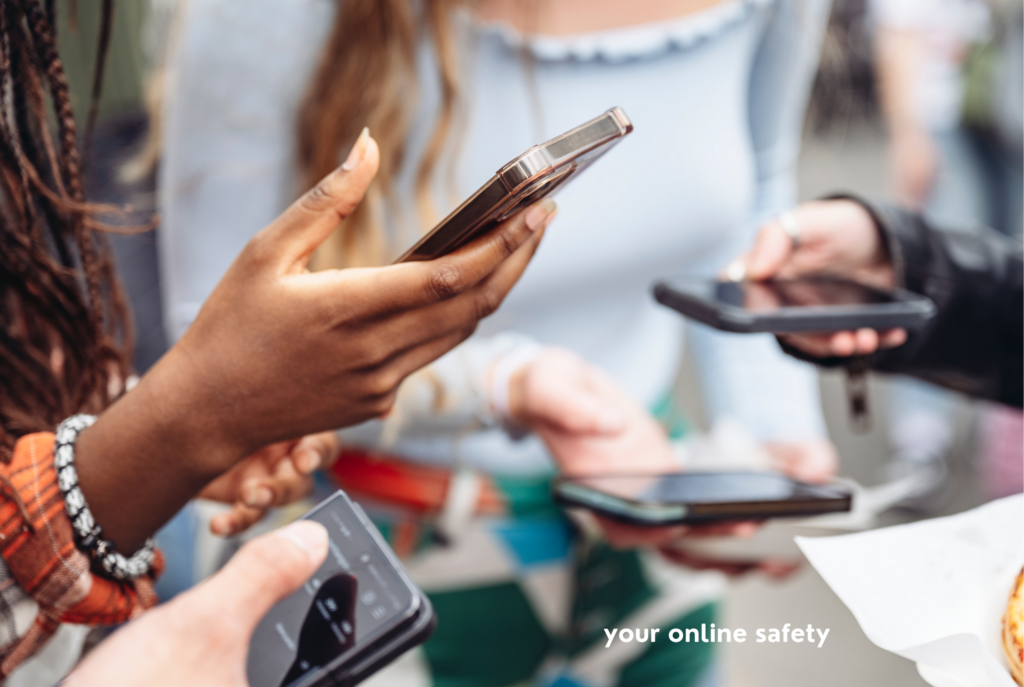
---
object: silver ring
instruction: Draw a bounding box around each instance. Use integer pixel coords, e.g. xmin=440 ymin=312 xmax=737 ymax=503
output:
xmin=778 ymin=211 xmax=800 ymax=250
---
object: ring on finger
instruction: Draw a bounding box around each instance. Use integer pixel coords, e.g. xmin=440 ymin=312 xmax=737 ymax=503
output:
xmin=778 ymin=211 xmax=801 ymax=250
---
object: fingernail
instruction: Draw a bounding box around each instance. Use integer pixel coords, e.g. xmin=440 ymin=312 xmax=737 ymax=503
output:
xmin=525 ymin=199 xmax=556 ymax=231
xmin=341 ymin=127 xmax=370 ymax=171
xmin=542 ymin=208 xmax=558 ymax=229
xmin=245 ymin=485 xmax=274 ymax=508
xmin=211 ymin=518 xmax=233 ymax=538
xmin=275 ymin=521 xmax=329 ymax=563
xmin=725 ymin=260 xmax=747 ymax=282
xmin=295 ymin=448 xmax=321 ymax=474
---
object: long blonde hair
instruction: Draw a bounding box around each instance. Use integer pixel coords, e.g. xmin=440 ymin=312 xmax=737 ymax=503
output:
xmin=297 ymin=0 xmax=468 ymax=268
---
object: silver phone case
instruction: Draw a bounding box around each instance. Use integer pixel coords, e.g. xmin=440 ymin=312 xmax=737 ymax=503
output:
xmin=395 ymin=107 xmax=633 ymax=263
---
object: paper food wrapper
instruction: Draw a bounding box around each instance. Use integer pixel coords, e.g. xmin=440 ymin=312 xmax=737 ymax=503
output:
xmin=797 ymin=494 xmax=1023 ymax=687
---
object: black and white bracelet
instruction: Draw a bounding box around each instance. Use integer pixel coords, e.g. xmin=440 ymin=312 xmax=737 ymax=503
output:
xmin=54 ymin=415 xmax=156 ymax=581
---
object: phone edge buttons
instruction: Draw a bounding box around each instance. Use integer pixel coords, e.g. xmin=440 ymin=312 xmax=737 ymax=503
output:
xmin=498 ymin=147 xmax=553 ymax=194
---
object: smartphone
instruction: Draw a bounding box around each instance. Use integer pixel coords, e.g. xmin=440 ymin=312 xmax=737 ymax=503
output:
xmin=552 ymin=471 xmax=852 ymax=526
xmin=394 ymin=107 xmax=633 ymax=263
xmin=652 ymin=277 xmax=936 ymax=334
xmin=247 ymin=491 xmax=435 ymax=687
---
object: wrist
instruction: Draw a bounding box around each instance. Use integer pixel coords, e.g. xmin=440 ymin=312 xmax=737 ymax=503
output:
xmin=487 ymin=343 xmax=544 ymax=427
xmin=74 ymin=346 xmax=245 ymax=551
xmin=823 ymin=196 xmax=896 ymax=287
xmin=507 ymin=366 xmax=529 ymax=426
xmin=136 ymin=345 xmax=247 ymax=476
xmin=849 ymin=201 xmax=895 ymax=284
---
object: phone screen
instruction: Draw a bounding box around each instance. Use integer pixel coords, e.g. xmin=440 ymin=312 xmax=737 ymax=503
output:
xmin=712 ymin=279 xmax=895 ymax=312
xmin=247 ymin=494 xmax=417 ymax=687
xmin=565 ymin=472 xmax=844 ymax=506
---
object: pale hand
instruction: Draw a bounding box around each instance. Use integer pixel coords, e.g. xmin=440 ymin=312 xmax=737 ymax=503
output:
xmin=507 ymin=348 xmax=755 ymax=549
xmin=509 ymin=349 xmax=838 ymax=571
xmin=733 ymin=199 xmax=907 ymax=358
xmin=64 ymin=521 xmax=329 ymax=687
xmin=508 ymin=348 xmax=673 ymax=476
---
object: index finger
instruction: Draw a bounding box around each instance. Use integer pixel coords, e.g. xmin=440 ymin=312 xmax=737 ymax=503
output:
xmin=746 ymin=220 xmax=797 ymax=281
xmin=374 ymin=199 xmax=555 ymax=310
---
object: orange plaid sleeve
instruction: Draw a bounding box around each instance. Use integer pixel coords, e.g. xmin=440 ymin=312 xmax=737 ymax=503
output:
xmin=0 ymin=432 xmax=163 ymax=677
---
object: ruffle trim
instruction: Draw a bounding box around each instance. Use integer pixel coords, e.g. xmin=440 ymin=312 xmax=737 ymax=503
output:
xmin=476 ymin=0 xmax=775 ymax=63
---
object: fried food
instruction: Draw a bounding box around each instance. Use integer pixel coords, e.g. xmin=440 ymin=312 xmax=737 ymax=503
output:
xmin=1004 ymin=567 xmax=1023 ymax=685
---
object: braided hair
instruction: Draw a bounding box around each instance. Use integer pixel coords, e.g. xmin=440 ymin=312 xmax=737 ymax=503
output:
xmin=0 ymin=0 xmax=130 ymax=461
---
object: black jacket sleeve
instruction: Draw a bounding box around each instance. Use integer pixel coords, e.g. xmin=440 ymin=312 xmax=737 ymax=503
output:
xmin=782 ymin=198 xmax=1023 ymax=408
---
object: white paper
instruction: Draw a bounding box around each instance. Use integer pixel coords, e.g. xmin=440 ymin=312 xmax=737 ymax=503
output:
xmin=797 ymin=495 xmax=1023 ymax=687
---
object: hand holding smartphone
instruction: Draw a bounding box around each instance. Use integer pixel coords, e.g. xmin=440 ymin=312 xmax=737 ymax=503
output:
xmin=653 ymin=277 xmax=935 ymax=334
xmin=396 ymin=107 xmax=633 ymax=263
xmin=705 ymin=199 xmax=926 ymax=356
xmin=247 ymin=492 xmax=434 ymax=687
xmin=553 ymin=471 xmax=852 ymax=527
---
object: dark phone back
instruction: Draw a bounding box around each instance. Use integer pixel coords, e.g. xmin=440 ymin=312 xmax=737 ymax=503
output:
xmin=653 ymin=277 xmax=936 ymax=334
xmin=330 ymin=596 xmax=436 ymax=687
xmin=247 ymin=492 xmax=434 ymax=687
xmin=395 ymin=107 xmax=632 ymax=263
xmin=552 ymin=472 xmax=852 ymax=526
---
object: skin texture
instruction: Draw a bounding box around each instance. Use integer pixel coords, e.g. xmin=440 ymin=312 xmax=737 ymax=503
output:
xmin=477 ymin=0 xmax=727 ymax=34
xmin=731 ymin=199 xmax=906 ymax=358
xmin=509 ymin=348 xmax=678 ymax=478
xmin=198 ymin=432 xmax=340 ymax=537
xmin=74 ymin=132 xmax=554 ymax=552
xmin=64 ymin=521 xmax=330 ymax=687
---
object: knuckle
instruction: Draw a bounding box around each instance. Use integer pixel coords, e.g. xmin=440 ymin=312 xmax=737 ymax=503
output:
xmin=299 ymin=176 xmax=344 ymax=215
xmin=426 ymin=265 xmax=464 ymax=301
xmin=379 ymin=368 xmax=404 ymax=396
xmin=370 ymin=391 xmax=397 ymax=417
xmin=365 ymin=367 xmax=401 ymax=400
xmin=350 ymin=337 xmax=389 ymax=369
xmin=474 ymin=285 xmax=503 ymax=320
xmin=495 ymin=224 xmax=520 ymax=259
xmin=366 ymin=345 xmax=394 ymax=371
xmin=241 ymin=232 xmax=275 ymax=267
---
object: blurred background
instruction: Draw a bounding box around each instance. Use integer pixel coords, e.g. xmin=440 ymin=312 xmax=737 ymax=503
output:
xmin=56 ymin=1 xmax=1022 ymax=685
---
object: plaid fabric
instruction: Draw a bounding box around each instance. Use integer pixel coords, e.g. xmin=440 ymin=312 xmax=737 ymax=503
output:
xmin=0 ymin=433 xmax=163 ymax=677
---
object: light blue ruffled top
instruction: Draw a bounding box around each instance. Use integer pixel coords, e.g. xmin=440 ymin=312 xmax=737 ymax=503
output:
xmin=479 ymin=0 xmax=773 ymax=62
xmin=161 ymin=0 xmax=832 ymax=474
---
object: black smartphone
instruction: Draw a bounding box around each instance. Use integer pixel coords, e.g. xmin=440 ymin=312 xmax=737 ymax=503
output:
xmin=395 ymin=107 xmax=633 ymax=263
xmin=652 ymin=277 xmax=936 ymax=333
xmin=552 ymin=471 xmax=852 ymax=526
xmin=247 ymin=491 xmax=435 ymax=687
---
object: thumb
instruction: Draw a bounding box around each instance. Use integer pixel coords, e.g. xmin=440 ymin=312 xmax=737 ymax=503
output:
xmin=534 ymin=383 xmax=625 ymax=435
xmin=258 ymin=128 xmax=380 ymax=273
xmin=292 ymin=431 xmax=341 ymax=475
xmin=197 ymin=520 xmax=328 ymax=632
xmin=746 ymin=221 xmax=796 ymax=281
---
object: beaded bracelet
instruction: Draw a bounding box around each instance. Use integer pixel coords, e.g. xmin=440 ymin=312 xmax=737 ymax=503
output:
xmin=54 ymin=415 xmax=156 ymax=581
